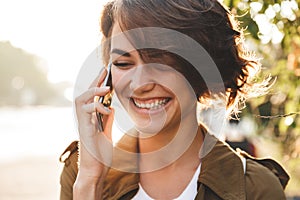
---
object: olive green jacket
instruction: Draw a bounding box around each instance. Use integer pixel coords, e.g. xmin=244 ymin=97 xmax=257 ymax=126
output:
xmin=59 ymin=135 xmax=289 ymax=200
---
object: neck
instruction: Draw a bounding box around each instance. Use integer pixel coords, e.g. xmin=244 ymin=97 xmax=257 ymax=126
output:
xmin=138 ymin=120 xmax=204 ymax=199
xmin=138 ymin=111 xmax=204 ymax=172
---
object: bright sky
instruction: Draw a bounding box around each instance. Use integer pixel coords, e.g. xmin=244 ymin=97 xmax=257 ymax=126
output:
xmin=0 ymin=0 xmax=108 ymax=84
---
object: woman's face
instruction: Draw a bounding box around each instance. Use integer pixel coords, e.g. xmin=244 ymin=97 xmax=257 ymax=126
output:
xmin=110 ymin=23 xmax=198 ymax=135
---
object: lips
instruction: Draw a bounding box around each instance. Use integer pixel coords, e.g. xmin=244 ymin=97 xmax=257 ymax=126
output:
xmin=131 ymin=97 xmax=171 ymax=110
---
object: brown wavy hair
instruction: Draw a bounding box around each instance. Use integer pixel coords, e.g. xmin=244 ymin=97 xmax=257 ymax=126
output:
xmin=100 ymin=0 xmax=268 ymax=112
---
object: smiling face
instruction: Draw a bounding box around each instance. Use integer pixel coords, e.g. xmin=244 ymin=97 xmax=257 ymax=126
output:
xmin=110 ymin=23 xmax=198 ymax=135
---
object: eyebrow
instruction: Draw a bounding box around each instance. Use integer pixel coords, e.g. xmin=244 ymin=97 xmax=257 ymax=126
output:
xmin=111 ymin=48 xmax=131 ymax=57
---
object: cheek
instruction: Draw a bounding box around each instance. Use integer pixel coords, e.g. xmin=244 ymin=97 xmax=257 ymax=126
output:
xmin=111 ymin=67 xmax=132 ymax=97
xmin=111 ymin=67 xmax=123 ymax=89
xmin=171 ymin=76 xmax=197 ymax=111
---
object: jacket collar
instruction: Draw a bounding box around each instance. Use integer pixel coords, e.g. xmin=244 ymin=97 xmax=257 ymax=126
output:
xmin=104 ymin=133 xmax=246 ymax=200
xmin=198 ymin=134 xmax=246 ymax=200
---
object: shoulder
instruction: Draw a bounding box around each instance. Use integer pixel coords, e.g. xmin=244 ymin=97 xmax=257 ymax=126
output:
xmin=199 ymin=134 xmax=289 ymax=200
xmin=59 ymin=141 xmax=79 ymax=200
xmin=240 ymin=151 xmax=289 ymax=200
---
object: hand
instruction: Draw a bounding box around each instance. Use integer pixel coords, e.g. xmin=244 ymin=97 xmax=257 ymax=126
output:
xmin=73 ymin=68 xmax=114 ymax=199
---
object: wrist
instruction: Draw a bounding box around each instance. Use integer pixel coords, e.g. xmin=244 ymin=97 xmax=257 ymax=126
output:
xmin=73 ymin=171 xmax=104 ymax=200
xmin=76 ymin=168 xmax=104 ymax=184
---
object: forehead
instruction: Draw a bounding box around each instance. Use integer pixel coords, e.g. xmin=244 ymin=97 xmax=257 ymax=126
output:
xmin=111 ymin=22 xmax=136 ymax=53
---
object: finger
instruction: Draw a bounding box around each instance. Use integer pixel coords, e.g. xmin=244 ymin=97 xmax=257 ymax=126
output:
xmin=89 ymin=67 xmax=108 ymax=89
xmin=82 ymin=102 xmax=112 ymax=115
xmin=103 ymin=108 xmax=115 ymax=140
xmin=76 ymin=86 xmax=110 ymax=104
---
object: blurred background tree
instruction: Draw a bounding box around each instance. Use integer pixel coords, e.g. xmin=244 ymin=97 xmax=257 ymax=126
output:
xmin=0 ymin=41 xmax=71 ymax=106
xmin=223 ymin=0 xmax=300 ymax=195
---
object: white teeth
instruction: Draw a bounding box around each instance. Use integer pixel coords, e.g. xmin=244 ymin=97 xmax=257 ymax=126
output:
xmin=133 ymin=98 xmax=169 ymax=109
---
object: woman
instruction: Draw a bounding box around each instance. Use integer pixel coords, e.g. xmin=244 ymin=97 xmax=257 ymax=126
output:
xmin=60 ymin=0 xmax=289 ymax=199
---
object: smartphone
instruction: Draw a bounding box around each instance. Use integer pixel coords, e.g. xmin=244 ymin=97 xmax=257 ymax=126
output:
xmin=96 ymin=62 xmax=112 ymax=132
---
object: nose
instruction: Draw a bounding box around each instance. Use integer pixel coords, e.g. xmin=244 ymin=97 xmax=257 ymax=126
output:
xmin=130 ymin=64 xmax=155 ymax=93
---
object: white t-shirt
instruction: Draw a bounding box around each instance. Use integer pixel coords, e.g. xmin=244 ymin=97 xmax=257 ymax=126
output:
xmin=132 ymin=164 xmax=201 ymax=200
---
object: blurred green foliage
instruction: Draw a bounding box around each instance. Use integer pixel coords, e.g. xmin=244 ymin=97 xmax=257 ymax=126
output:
xmin=224 ymin=0 xmax=300 ymax=155
xmin=224 ymin=0 xmax=300 ymax=195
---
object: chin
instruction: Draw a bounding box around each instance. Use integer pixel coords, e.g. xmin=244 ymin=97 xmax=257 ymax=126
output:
xmin=132 ymin=117 xmax=168 ymax=137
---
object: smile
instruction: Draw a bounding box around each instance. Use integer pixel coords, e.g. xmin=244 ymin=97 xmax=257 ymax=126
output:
xmin=131 ymin=97 xmax=171 ymax=110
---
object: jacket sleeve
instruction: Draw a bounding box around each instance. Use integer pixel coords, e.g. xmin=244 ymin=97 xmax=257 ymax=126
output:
xmin=59 ymin=141 xmax=79 ymax=200
xmin=244 ymin=158 xmax=288 ymax=200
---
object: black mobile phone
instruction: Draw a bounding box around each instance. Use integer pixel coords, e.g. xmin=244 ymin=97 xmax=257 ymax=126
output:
xmin=96 ymin=63 xmax=112 ymax=132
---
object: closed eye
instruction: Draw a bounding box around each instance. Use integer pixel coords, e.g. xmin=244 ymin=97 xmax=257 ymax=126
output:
xmin=113 ymin=61 xmax=133 ymax=69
